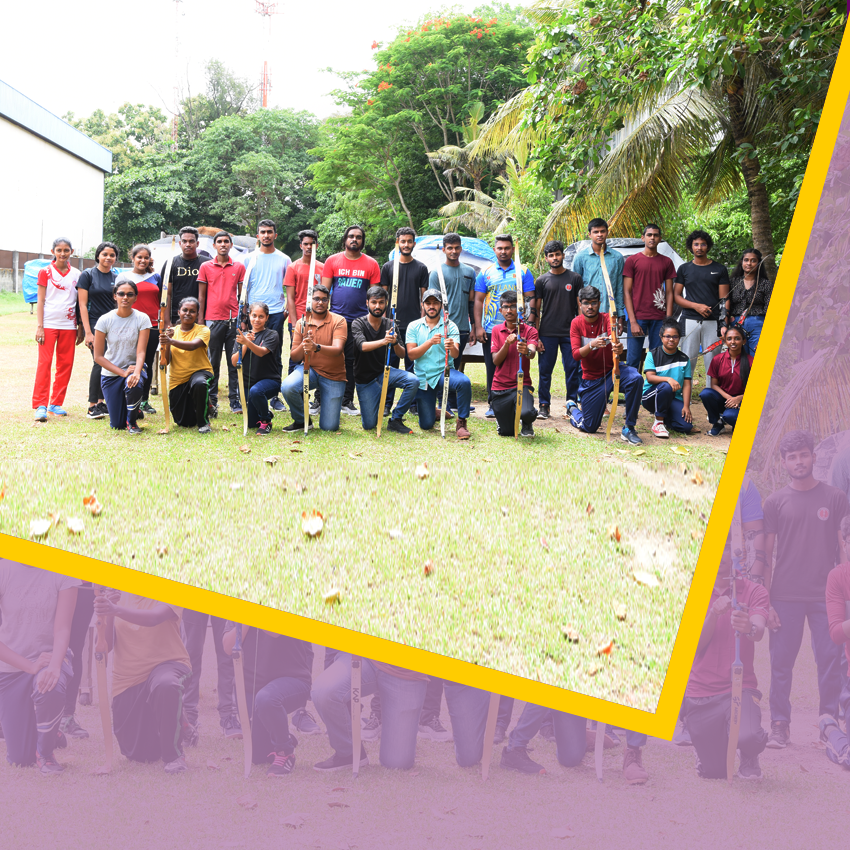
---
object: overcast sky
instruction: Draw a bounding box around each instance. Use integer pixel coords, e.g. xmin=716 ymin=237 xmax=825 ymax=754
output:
xmin=3 ymin=0 xmax=482 ymax=123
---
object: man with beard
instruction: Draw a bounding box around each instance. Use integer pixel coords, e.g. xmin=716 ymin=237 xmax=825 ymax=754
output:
xmin=571 ymin=218 xmax=625 ymax=323
xmin=162 ymin=226 xmax=212 ymax=326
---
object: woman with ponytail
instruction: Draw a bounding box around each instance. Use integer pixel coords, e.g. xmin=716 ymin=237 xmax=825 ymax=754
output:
xmin=699 ymin=326 xmax=752 ymax=437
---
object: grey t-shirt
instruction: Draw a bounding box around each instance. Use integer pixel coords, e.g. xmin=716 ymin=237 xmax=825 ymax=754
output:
xmin=428 ymin=263 xmax=476 ymax=333
xmin=0 ymin=560 xmax=80 ymax=673
xmin=95 ymin=309 xmax=152 ymax=376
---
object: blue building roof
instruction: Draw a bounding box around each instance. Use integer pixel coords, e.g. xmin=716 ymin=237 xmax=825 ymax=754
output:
xmin=0 ymin=79 xmax=112 ymax=173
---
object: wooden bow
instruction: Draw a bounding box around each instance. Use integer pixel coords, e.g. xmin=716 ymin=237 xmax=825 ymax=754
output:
xmin=302 ymin=244 xmax=317 ymax=434
xmin=727 ymin=498 xmax=745 ymax=783
xmin=232 ymin=625 xmax=253 ymax=778
xmin=513 ymin=245 xmax=525 ymax=439
xmin=599 ymin=252 xmax=620 ymax=442
xmin=158 ymin=237 xmax=177 ymax=432
xmin=436 ymin=263 xmax=452 ymax=439
xmin=376 ymin=243 xmax=400 ymax=438
xmin=93 ymin=586 xmax=113 ymax=774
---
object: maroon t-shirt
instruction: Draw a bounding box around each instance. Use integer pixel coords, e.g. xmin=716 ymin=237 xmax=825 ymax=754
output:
xmin=685 ymin=578 xmax=769 ymax=698
xmin=570 ymin=313 xmax=614 ymax=381
xmin=826 ymin=563 xmax=850 ymax=669
xmin=707 ymin=351 xmax=753 ymax=396
xmin=491 ymin=322 xmax=539 ymax=390
xmin=623 ymin=252 xmax=676 ymax=320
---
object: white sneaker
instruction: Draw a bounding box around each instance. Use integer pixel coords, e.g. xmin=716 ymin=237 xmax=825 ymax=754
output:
xmin=651 ymin=420 xmax=669 ymax=439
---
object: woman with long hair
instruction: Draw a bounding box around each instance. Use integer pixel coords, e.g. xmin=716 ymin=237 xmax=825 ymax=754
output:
xmin=727 ymin=248 xmax=773 ymax=355
xmin=699 ymin=325 xmax=753 ymax=437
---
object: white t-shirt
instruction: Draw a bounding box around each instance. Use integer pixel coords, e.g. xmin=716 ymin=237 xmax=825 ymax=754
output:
xmin=38 ymin=263 xmax=81 ymax=330
xmin=95 ymin=309 xmax=152 ymax=376
xmin=0 ymin=560 xmax=81 ymax=673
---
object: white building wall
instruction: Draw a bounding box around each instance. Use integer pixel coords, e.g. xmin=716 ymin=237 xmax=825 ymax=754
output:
xmin=1 ymin=115 xmax=105 ymax=256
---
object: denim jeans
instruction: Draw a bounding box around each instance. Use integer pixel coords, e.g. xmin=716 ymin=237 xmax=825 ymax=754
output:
xmin=311 ymin=654 xmax=426 ymax=768
xmin=625 ymin=318 xmax=663 ymax=370
xmin=282 ymin=366 xmax=346 ymax=431
xmin=769 ymin=599 xmax=844 ymax=723
xmin=251 ymin=676 xmax=310 ymax=763
xmin=181 ymin=611 xmax=235 ymax=727
xmin=247 ymin=377 xmax=280 ymax=427
xmin=741 ymin=315 xmax=764 ymax=356
xmin=699 ymin=388 xmax=739 ymax=428
xmin=538 ymin=335 xmax=581 ymax=404
xmin=356 ymin=368 xmax=420 ymax=430
xmin=823 ymin=678 xmax=850 ymax=767
xmin=572 ymin=365 xmax=642 ymax=432
xmin=415 ymin=369 xmax=471 ymax=429
xmin=101 ymin=365 xmax=148 ymax=430
xmin=506 ymin=703 xmax=587 ymax=767
xmin=442 ymin=682 xmax=491 ymax=767
xmin=266 ymin=311 xmax=286 ymax=341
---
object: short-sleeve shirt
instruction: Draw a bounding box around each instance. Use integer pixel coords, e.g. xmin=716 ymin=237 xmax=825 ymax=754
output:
xmin=351 ymin=315 xmax=394 ymax=385
xmin=707 ymin=351 xmax=753 ymax=396
xmin=380 ymin=258 xmax=429 ymax=328
xmin=675 ymin=260 xmax=730 ymax=321
xmin=428 ymin=263 xmax=476 ymax=333
xmin=475 ymin=262 xmax=536 ymax=333
xmin=0 ymin=560 xmax=80 ymax=673
xmin=233 ymin=327 xmax=282 ymax=387
xmin=95 ymin=309 xmax=152 ymax=376
xmin=169 ymin=324 xmax=213 ymax=388
xmin=161 ymin=255 xmax=208 ymax=324
xmin=825 ymin=563 xmax=850 ymax=669
xmin=115 ymin=271 xmax=161 ymax=326
xmin=284 ymin=259 xmax=325 ymax=322
xmin=642 ymin=346 xmax=692 ymax=400
xmin=534 ymin=270 xmax=581 ymax=337
xmin=242 ymin=250 xmax=290 ymax=316
xmin=570 ymin=313 xmax=614 ymax=381
xmin=223 ymin=624 xmax=312 ymax=695
xmin=763 ymin=481 xmax=849 ymax=602
xmin=323 ymin=253 xmax=382 ymax=322
xmin=38 ymin=263 xmax=81 ymax=330
xmin=291 ymin=312 xmax=348 ymax=382
xmin=623 ymin=252 xmax=676 ymax=320
xmin=78 ymin=267 xmax=118 ymax=326
xmin=111 ymin=594 xmax=189 ymax=698
xmin=198 ymin=259 xmax=245 ymax=321
xmin=685 ymin=578 xmax=769 ymax=698
xmin=491 ymin=322 xmax=539 ymax=390
xmin=571 ymin=247 xmax=625 ymax=316
xmin=406 ymin=316 xmax=460 ymax=390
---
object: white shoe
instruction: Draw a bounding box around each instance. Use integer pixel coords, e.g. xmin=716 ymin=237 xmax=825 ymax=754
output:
xmin=651 ymin=420 xmax=669 ymax=439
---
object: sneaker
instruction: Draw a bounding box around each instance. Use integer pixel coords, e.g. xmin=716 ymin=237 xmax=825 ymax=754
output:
xmin=309 ymin=401 xmax=321 ymax=415
xmin=341 ymin=402 xmax=360 ymax=416
xmin=136 ymin=409 xmax=144 ymax=421
xmin=164 ymin=755 xmax=188 ymax=774
xmin=198 ymin=424 xmax=211 ymax=434
xmin=36 ymin=752 xmax=65 ymax=776
xmin=267 ymin=750 xmax=296 ymax=777
xmin=538 ymin=403 xmax=550 ymax=420
xmin=55 ymin=730 xmax=68 ymax=749
xmin=388 ymin=418 xmax=412 ymax=435
xmin=48 ymin=404 xmax=68 ymax=416
xmin=314 ymin=745 xmax=368 ymax=772
xmin=520 ymin=426 xmax=535 ymax=438
xmin=221 ymin=715 xmax=242 ymax=740
xmin=256 ymin=421 xmax=272 ymax=436
xmin=141 ymin=401 xmax=156 ymax=415
xmin=182 ymin=723 xmax=199 ymax=748
xmin=128 ymin=425 xmax=143 ymax=436
xmin=818 ymin=713 xmax=840 ymax=744
xmin=418 ymin=715 xmax=452 ymax=742
xmin=208 ymin=404 xmax=218 ymax=419
xmin=34 ymin=406 xmax=48 ymax=422
xmin=292 ymin=708 xmax=321 ymax=735
xmin=585 ymin=726 xmax=619 ymax=752
xmin=736 ymin=752 xmax=763 ymax=780
xmin=484 ymin=407 xmax=496 ymax=418
xmin=456 ymin=418 xmax=471 ymax=440
xmin=622 ymin=746 xmax=648 ymax=784
xmin=651 ymin=419 xmax=669 ymax=439
xmin=566 ymin=399 xmax=582 ymax=429
xmin=282 ymin=420 xmax=312 ymax=432
xmin=60 ymin=715 xmax=89 ymax=740
xmin=620 ymin=426 xmax=643 ymax=446
xmin=539 ymin=719 xmax=555 ymax=742
xmin=708 ymin=422 xmax=726 ymax=437
xmin=361 ymin=713 xmax=381 ymax=741
xmin=493 ymin=724 xmax=507 ymax=745
xmin=766 ymin=720 xmax=790 ymax=749
xmin=500 ymin=746 xmax=545 ymax=775
xmin=230 ymin=402 xmax=243 ymax=414
xmin=672 ymin=720 xmax=692 ymax=747
xmin=87 ymin=405 xmax=106 ymax=420
xmin=270 ymin=397 xmax=287 ymax=412
xmin=410 ymin=403 xmax=418 ymax=415
xmin=436 ymin=409 xmax=455 ymax=421
xmin=97 ymin=402 xmax=110 ymax=417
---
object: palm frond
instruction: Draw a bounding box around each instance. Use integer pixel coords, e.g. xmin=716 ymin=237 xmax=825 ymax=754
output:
xmin=694 ymin=133 xmax=744 ymax=209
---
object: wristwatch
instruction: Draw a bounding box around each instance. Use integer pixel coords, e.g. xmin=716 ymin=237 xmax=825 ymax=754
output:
xmin=315 ymin=344 xmax=322 ymax=353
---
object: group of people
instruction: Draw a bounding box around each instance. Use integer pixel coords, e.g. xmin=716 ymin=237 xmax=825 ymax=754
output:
xmin=31 ymin=219 xmax=773 ymax=442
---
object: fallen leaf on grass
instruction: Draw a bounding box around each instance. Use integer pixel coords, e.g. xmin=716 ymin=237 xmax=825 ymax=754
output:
xmin=239 ymin=445 xmax=251 ymax=454
xmin=221 ymin=425 xmax=231 ymax=432
xmin=388 ymin=528 xmax=403 ymax=540
xmin=691 ymin=530 xmax=702 ymax=540
xmin=83 ymin=492 xmax=103 ymax=516
xmin=264 ymin=455 xmax=279 ymax=465
xmin=634 ymin=571 xmax=659 ymax=588
xmin=0 ymin=485 xmax=5 ymax=501
xmin=281 ymin=815 xmax=305 ymax=829
xmin=562 ymin=625 xmax=579 ymax=643
xmin=348 ymin=451 xmax=363 ymax=459
xmin=230 ymin=483 xmax=243 ymax=491
xmin=331 ymin=786 xmax=347 ymax=792
xmin=93 ymin=764 xmax=111 ymax=776
xmin=206 ymin=759 xmax=219 ymax=770
xmin=423 ymin=559 xmax=435 ymax=576
xmin=597 ymin=639 xmax=614 ymax=656
xmin=156 ymin=544 xmax=168 ymax=558
xmin=633 ymin=449 xmax=646 ymax=457
xmin=659 ymin=490 xmax=667 ymax=498
xmin=671 ymin=446 xmax=689 ymax=456
xmin=236 ymin=794 xmax=258 ymax=810
xmin=614 ymin=602 xmax=627 ymax=620
xmin=799 ymin=763 xmax=809 ymax=773
xmin=415 ymin=463 xmax=429 ymax=480
xmin=30 ymin=518 xmax=52 ymax=538
xmin=301 ymin=510 xmax=324 ymax=538
xmin=691 ymin=471 xmax=704 ymax=485
xmin=586 ymin=503 xmax=594 ymax=515
xmin=501 ymin=506 xmax=509 ymax=516
xmin=540 ymin=537 xmax=550 ymax=551
xmin=587 ymin=664 xmax=599 ymax=676
xmin=324 ymin=587 xmax=341 ymax=605
xmin=290 ymin=447 xmax=303 ymax=453
xmin=66 ymin=517 xmax=84 ymax=535
xmin=608 ymin=525 xmax=621 ymax=542
xmin=157 ymin=428 xmax=168 ymax=435
xmin=550 ymin=827 xmax=575 ymax=839
xmin=328 ymin=802 xmax=349 ymax=809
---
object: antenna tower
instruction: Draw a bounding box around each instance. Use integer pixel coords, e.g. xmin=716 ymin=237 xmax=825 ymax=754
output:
xmin=255 ymin=1 xmax=282 ymax=108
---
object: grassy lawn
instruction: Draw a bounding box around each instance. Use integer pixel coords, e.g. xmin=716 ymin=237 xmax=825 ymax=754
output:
xmin=0 ymin=307 xmax=728 ymax=712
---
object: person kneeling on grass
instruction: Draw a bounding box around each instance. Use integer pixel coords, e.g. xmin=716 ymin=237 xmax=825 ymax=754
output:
xmin=352 ymin=286 xmax=419 ymax=434
xmin=567 ymin=286 xmax=643 ymax=445
xmin=682 ymin=534 xmax=768 ymax=780
xmin=93 ymin=280 xmax=151 ymax=435
xmin=699 ymin=325 xmax=752 ymax=437
xmin=230 ymin=301 xmax=282 ymax=436
xmin=160 ymin=297 xmax=215 ymax=434
xmin=93 ymin=589 xmax=192 ymax=774
xmin=641 ymin=317 xmax=693 ymax=439
xmin=490 ymin=290 xmax=539 ymax=438
xmin=406 ymin=289 xmax=472 ymax=440
xmin=282 ymin=284 xmax=348 ymax=432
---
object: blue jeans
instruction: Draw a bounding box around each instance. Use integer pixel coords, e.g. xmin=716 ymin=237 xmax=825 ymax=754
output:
xmin=415 ymin=369 xmax=471 ymax=429
xmin=699 ymin=388 xmax=739 ymax=428
xmin=311 ymin=654 xmax=426 ymax=769
xmin=625 ymin=318 xmax=663 ymax=370
xmin=266 ymin=311 xmax=286 ymax=341
xmin=740 ymin=315 xmax=763 ymax=356
xmin=571 ymin=366 xmax=642 ymax=432
xmin=769 ymin=599 xmax=845 ymax=723
xmin=101 ymin=365 xmax=148 ymax=430
xmin=538 ymin=335 xmax=580 ymax=404
xmin=356 ymin=368 xmax=419 ymax=430
xmin=442 ymin=682 xmax=491 ymax=767
xmin=506 ymin=703 xmax=587 ymax=767
xmin=251 ymin=676 xmax=310 ymax=763
xmin=642 ymin=382 xmax=693 ymax=432
xmin=282 ymin=366 xmax=346 ymax=431
xmin=247 ymin=377 xmax=280 ymax=427
xmin=823 ymin=679 xmax=850 ymax=768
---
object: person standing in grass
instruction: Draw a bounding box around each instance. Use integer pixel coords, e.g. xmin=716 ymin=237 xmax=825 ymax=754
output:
xmin=93 ymin=589 xmax=192 ymax=774
xmin=0 ymin=560 xmax=78 ymax=775
xmin=727 ymin=248 xmax=773 ymax=356
xmin=115 ymin=244 xmax=162 ymax=416
xmin=162 ymin=226 xmax=210 ymax=327
xmin=32 ymin=237 xmax=84 ymax=422
xmin=93 ymin=280 xmax=151 ymax=434
xmin=230 ymin=301 xmax=282 ymax=436
xmin=222 ymin=623 xmax=313 ymax=777
xmin=567 ymin=285 xmax=643 ymax=445
xmin=571 ymin=218 xmax=625 ymax=325
xmin=699 ymin=325 xmax=752 ymax=437
xmin=640 ymin=317 xmax=693 ymax=439
xmin=160 ymin=298 xmax=215 ymax=433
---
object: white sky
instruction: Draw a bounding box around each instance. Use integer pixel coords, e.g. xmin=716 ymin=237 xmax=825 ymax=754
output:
xmin=2 ymin=0 xmax=481 ymax=123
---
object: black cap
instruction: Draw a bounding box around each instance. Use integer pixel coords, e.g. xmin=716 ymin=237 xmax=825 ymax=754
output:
xmin=421 ymin=288 xmax=444 ymax=304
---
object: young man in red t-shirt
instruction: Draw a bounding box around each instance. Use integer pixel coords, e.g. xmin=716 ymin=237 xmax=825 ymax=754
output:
xmin=623 ymin=224 xmax=676 ymax=371
xmin=682 ymin=534 xmax=769 ymax=779
xmin=567 ymin=285 xmax=644 ymax=445
xmin=197 ymin=232 xmax=245 ymax=415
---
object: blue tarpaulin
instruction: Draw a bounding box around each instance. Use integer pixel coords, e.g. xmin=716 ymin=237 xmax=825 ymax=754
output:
xmin=389 ymin=235 xmax=496 ymax=273
xmin=23 ymin=259 xmax=51 ymax=304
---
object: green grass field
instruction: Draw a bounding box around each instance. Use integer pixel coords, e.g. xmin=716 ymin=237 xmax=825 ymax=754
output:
xmin=0 ymin=298 xmax=727 ymax=711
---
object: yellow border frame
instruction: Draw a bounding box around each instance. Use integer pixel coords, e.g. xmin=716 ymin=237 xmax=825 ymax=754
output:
xmin=3 ymin=25 xmax=849 ymax=739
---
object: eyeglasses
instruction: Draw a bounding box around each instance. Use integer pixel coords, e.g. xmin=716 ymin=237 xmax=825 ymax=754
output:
xmin=115 ymin=292 xmax=135 ymax=299
xmin=661 ymin=335 xmax=679 ymax=340
xmin=312 ymin=297 xmax=329 ymax=303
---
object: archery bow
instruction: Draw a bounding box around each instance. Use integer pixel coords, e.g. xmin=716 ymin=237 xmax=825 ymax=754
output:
xmin=94 ymin=586 xmax=113 ymax=774
xmin=158 ymin=237 xmax=177 ymax=432
xmin=513 ymin=245 xmax=525 ymax=439
xmin=303 ymin=244 xmax=317 ymax=435
xmin=436 ymin=263 xmax=451 ymax=439
xmin=595 ymin=721 xmax=606 ymax=782
xmin=235 ymin=253 xmax=255 ymax=438
xmin=727 ymin=497 xmax=745 ymax=783
xmin=351 ymin=656 xmax=362 ymax=777
xmin=600 ymin=252 xmax=620 ymax=442
xmin=232 ymin=624 xmax=253 ymax=779
xmin=481 ymin=692 xmax=500 ymax=781
xmin=376 ymin=242 xmax=400 ymax=438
